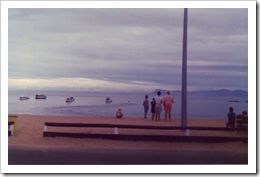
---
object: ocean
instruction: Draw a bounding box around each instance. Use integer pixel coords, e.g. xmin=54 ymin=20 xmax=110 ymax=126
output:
xmin=8 ymin=90 xmax=248 ymax=119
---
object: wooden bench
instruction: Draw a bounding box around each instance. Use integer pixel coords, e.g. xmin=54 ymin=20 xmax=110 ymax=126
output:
xmin=43 ymin=122 xmax=248 ymax=143
xmin=8 ymin=122 xmax=14 ymax=136
xmin=236 ymin=117 xmax=248 ymax=128
xmin=8 ymin=114 xmax=18 ymax=133
xmin=226 ymin=116 xmax=248 ymax=128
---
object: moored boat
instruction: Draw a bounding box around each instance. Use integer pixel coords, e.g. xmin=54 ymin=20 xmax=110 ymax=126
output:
xmin=228 ymin=97 xmax=241 ymax=102
xmin=228 ymin=100 xmax=241 ymax=102
xmin=35 ymin=94 xmax=47 ymax=99
xmin=19 ymin=96 xmax=30 ymax=100
xmin=125 ymin=100 xmax=135 ymax=105
xmin=105 ymin=97 xmax=112 ymax=103
xmin=66 ymin=97 xmax=75 ymax=102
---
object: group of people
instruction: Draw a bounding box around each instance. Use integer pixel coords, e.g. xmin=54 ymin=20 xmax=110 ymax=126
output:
xmin=117 ymin=94 xmax=247 ymax=125
xmin=226 ymin=107 xmax=248 ymax=128
xmin=115 ymin=91 xmax=174 ymax=121
xmin=143 ymin=91 xmax=174 ymax=121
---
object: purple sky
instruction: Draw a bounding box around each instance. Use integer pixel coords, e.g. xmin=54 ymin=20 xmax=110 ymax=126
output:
xmin=8 ymin=8 xmax=248 ymax=92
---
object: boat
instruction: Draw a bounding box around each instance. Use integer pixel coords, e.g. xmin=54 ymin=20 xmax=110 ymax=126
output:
xmin=66 ymin=97 xmax=75 ymax=102
xmin=105 ymin=97 xmax=113 ymax=103
xmin=228 ymin=100 xmax=241 ymax=102
xmin=19 ymin=87 xmax=30 ymax=100
xmin=228 ymin=97 xmax=241 ymax=102
xmin=19 ymin=96 xmax=30 ymax=100
xmin=35 ymin=94 xmax=47 ymax=99
xmin=125 ymin=100 xmax=135 ymax=105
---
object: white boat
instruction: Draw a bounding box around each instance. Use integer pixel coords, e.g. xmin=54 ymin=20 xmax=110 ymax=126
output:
xmin=20 ymin=87 xmax=30 ymax=100
xmin=228 ymin=97 xmax=240 ymax=102
xmin=66 ymin=97 xmax=75 ymax=102
xmin=125 ymin=100 xmax=135 ymax=105
xmin=19 ymin=96 xmax=30 ymax=100
xmin=35 ymin=94 xmax=47 ymax=99
xmin=228 ymin=100 xmax=240 ymax=102
xmin=105 ymin=97 xmax=113 ymax=103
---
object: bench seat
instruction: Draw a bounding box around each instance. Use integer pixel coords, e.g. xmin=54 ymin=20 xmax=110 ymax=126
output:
xmin=43 ymin=122 xmax=248 ymax=143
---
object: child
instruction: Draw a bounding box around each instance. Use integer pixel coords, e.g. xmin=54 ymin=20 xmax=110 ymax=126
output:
xmin=151 ymin=98 xmax=156 ymax=120
xmin=143 ymin=95 xmax=149 ymax=119
xmin=116 ymin=108 xmax=123 ymax=118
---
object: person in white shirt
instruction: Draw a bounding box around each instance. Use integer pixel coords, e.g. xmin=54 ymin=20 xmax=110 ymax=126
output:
xmin=155 ymin=91 xmax=163 ymax=121
xmin=162 ymin=91 xmax=174 ymax=121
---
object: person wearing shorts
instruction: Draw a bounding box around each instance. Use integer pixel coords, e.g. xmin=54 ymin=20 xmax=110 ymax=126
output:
xmin=162 ymin=91 xmax=174 ymax=121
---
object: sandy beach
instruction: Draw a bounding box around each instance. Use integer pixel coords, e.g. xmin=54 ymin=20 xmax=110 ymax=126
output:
xmin=8 ymin=114 xmax=248 ymax=154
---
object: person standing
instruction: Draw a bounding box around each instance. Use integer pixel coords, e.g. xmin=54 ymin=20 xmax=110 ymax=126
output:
xmin=226 ymin=107 xmax=236 ymax=127
xmin=162 ymin=91 xmax=174 ymax=121
xmin=150 ymin=98 xmax=156 ymax=120
xmin=143 ymin=95 xmax=149 ymax=119
xmin=155 ymin=91 xmax=163 ymax=121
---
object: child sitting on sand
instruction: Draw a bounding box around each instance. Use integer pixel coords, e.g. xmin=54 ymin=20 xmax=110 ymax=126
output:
xmin=116 ymin=108 xmax=123 ymax=118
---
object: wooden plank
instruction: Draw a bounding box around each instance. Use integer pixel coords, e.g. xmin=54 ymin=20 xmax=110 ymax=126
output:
xmin=8 ymin=122 xmax=15 ymax=136
xmin=43 ymin=132 xmax=248 ymax=143
xmin=8 ymin=122 xmax=14 ymax=125
xmin=236 ymin=120 xmax=248 ymax=124
xmin=8 ymin=130 xmax=12 ymax=136
xmin=8 ymin=114 xmax=18 ymax=118
xmin=236 ymin=118 xmax=248 ymax=129
xmin=44 ymin=122 xmax=248 ymax=131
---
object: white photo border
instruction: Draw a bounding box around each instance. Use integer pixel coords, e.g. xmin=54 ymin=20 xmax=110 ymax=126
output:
xmin=1 ymin=0 xmax=256 ymax=174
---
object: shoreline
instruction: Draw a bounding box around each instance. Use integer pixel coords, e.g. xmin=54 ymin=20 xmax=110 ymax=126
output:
xmin=8 ymin=114 xmax=248 ymax=153
xmin=9 ymin=113 xmax=228 ymax=119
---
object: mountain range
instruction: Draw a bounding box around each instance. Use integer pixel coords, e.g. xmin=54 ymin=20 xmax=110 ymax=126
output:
xmin=152 ymin=89 xmax=248 ymax=97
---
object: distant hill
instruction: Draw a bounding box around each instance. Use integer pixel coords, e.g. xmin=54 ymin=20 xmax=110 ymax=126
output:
xmin=188 ymin=89 xmax=248 ymax=97
xmin=151 ymin=89 xmax=248 ymax=97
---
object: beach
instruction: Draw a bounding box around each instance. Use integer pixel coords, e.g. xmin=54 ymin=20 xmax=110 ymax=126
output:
xmin=8 ymin=114 xmax=248 ymax=153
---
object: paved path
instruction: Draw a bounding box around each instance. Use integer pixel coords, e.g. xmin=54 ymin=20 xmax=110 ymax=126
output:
xmin=9 ymin=146 xmax=247 ymax=165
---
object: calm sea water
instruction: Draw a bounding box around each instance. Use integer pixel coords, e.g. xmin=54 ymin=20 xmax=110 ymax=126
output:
xmin=8 ymin=90 xmax=248 ymax=119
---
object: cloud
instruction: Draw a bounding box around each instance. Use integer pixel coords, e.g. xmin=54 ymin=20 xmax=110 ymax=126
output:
xmin=8 ymin=8 xmax=248 ymax=91
xmin=8 ymin=77 xmax=177 ymax=92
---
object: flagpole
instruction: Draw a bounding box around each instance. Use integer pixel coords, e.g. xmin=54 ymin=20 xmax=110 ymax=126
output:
xmin=181 ymin=8 xmax=188 ymax=127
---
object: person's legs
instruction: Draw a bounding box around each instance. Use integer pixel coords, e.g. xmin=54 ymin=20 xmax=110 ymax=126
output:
xmin=159 ymin=105 xmax=162 ymax=121
xmin=164 ymin=104 xmax=172 ymax=121
xmin=155 ymin=106 xmax=160 ymax=121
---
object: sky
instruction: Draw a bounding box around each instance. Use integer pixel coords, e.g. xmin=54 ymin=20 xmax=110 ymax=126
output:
xmin=8 ymin=8 xmax=248 ymax=92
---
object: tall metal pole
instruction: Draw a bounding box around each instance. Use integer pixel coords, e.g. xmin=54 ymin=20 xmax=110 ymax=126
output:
xmin=181 ymin=8 xmax=188 ymax=127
